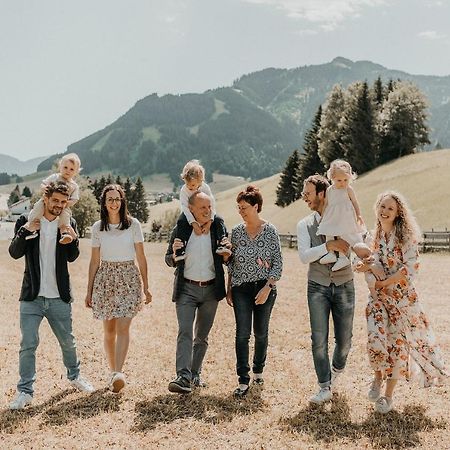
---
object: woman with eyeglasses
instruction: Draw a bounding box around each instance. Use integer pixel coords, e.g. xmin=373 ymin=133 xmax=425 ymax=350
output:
xmin=226 ymin=185 xmax=283 ymax=398
xmin=85 ymin=184 xmax=152 ymax=392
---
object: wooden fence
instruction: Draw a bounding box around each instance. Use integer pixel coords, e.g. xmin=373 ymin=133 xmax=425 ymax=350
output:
xmin=142 ymin=230 xmax=450 ymax=252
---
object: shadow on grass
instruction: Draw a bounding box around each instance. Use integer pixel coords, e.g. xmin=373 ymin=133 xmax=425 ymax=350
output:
xmin=0 ymin=389 xmax=73 ymax=434
xmin=41 ymin=388 xmax=122 ymax=426
xmin=281 ymin=393 xmax=446 ymax=449
xmin=132 ymin=387 xmax=266 ymax=432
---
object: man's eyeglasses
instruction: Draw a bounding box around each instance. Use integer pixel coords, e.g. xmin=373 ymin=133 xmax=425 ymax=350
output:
xmin=301 ymin=191 xmax=314 ymax=199
xmin=106 ymin=197 xmax=122 ymax=204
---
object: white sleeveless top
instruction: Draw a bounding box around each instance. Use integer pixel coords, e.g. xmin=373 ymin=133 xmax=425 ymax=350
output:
xmin=317 ymin=186 xmax=361 ymax=236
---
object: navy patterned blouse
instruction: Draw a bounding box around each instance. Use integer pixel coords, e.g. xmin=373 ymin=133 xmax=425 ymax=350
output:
xmin=228 ymin=222 xmax=283 ymax=287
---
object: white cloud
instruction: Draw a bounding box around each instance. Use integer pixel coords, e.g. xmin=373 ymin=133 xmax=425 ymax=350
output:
xmin=242 ymin=0 xmax=387 ymax=30
xmin=418 ymin=30 xmax=446 ymax=40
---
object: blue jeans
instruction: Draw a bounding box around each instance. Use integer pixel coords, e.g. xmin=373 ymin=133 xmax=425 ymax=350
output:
xmin=175 ymin=284 xmax=218 ymax=381
xmin=232 ymin=280 xmax=276 ymax=385
xmin=307 ymin=280 xmax=355 ymax=388
xmin=18 ymin=297 xmax=80 ymax=395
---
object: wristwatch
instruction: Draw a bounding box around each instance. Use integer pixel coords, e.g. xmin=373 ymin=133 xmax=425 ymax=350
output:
xmin=267 ymin=282 xmax=276 ymax=290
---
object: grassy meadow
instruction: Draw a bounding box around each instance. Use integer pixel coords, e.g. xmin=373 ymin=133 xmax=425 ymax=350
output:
xmin=0 ymin=239 xmax=449 ymax=449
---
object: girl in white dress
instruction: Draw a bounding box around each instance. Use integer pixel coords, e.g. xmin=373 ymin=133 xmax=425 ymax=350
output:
xmin=317 ymin=159 xmax=365 ymax=271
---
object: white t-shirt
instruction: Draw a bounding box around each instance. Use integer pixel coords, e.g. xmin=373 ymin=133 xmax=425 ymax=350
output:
xmin=91 ymin=218 xmax=144 ymax=262
xmin=38 ymin=217 xmax=60 ymax=298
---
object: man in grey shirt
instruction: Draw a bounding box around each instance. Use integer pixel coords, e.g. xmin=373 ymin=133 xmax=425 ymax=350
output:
xmin=297 ymin=174 xmax=355 ymax=404
xmin=165 ymin=191 xmax=231 ymax=393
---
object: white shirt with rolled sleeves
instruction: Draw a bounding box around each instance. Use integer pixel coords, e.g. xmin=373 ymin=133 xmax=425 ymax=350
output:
xmin=297 ymin=212 xmax=329 ymax=264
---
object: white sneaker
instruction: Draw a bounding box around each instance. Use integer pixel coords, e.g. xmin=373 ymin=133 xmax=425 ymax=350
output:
xmin=375 ymin=396 xmax=393 ymax=414
xmin=9 ymin=391 xmax=33 ymax=410
xmin=368 ymin=378 xmax=383 ymax=402
xmin=110 ymin=372 xmax=126 ymax=393
xmin=331 ymin=255 xmax=350 ymax=272
xmin=319 ymin=252 xmax=337 ymax=264
xmin=70 ymin=375 xmax=95 ymax=393
xmin=309 ymin=387 xmax=332 ymax=404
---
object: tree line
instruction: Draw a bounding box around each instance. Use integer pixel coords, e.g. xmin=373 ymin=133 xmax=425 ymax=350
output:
xmin=276 ymin=78 xmax=430 ymax=207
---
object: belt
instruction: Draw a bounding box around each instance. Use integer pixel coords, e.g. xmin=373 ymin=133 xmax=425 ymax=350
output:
xmin=184 ymin=278 xmax=215 ymax=287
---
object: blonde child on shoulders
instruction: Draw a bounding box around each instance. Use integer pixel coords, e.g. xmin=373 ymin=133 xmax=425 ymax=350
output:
xmin=175 ymin=159 xmax=229 ymax=261
xmin=26 ymin=153 xmax=81 ymax=244
xmin=317 ymin=159 xmax=366 ymax=271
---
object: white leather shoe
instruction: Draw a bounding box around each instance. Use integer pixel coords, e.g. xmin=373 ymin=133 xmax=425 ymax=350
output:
xmin=319 ymin=252 xmax=337 ymax=264
xmin=70 ymin=375 xmax=95 ymax=393
xmin=331 ymin=256 xmax=350 ymax=272
xmin=309 ymin=387 xmax=332 ymax=404
xmin=9 ymin=391 xmax=33 ymax=410
xmin=375 ymin=396 xmax=393 ymax=414
xmin=368 ymin=378 xmax=383 ymax=402
xmin=110 ymin=372 xmax=126 ymax=393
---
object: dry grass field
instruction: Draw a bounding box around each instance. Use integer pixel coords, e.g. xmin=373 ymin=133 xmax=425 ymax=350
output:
xmin=0 ymin=239 xmax=449 ymax=450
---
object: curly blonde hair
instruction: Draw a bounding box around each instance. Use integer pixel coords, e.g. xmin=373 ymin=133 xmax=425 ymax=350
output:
xmin=326 ymin=159 xmax=357 ymax=182
xmin=180 ymin=159 xmax=205 ymax=182
xmin=374 ymin=191 xmax=421 ymax=245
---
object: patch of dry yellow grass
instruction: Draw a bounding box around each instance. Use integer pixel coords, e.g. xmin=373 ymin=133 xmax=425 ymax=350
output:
xmin=0 ymin=240 xmax=449 ymax=449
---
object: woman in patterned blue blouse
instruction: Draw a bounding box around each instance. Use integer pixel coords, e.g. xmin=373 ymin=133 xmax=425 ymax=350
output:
xmin=226 ymin=185 xmax=283 ymax=398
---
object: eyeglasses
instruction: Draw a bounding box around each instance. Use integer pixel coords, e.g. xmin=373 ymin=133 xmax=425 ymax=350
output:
xmin=301 ymin=191 xmax=314 ymax=199
xmin=237 ymin=205 xmax=252 ymax=212
xmin=106 ymin=197 xmax=122 ymax=204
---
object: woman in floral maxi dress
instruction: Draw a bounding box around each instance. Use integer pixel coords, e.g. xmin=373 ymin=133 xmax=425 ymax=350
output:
xmin=360 ymin=191 xmax=447 ymax=414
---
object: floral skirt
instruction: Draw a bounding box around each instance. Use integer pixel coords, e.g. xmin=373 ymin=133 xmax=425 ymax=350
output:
xmin=366 ymin=287 xmax=448 ymax=387
xmin=92 ymin=260 xmax=143 ymax=320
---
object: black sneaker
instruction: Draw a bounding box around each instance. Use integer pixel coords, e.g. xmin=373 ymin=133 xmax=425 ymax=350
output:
xmin=253 ymin=378 xmax=264 ymax=386
xmin=168 ymin=376 xmax=191 ymax=394
xmin=192 ymin=375 xmax=207 ymax=388
xmin=174 ymin=247 xmax=186 ymax=262
xmin=233 ymin=384 xmax=249 ymax=398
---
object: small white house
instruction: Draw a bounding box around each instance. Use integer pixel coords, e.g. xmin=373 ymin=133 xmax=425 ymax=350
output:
xmin=8 ymin=198 xmax=31 ymax=221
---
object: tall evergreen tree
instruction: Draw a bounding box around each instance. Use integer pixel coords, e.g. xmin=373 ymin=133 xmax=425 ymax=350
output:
xmin=341 ymin=81 xmax=377 ymax=174
xmin=372 ymin=76 xmax=384 ymax=107
xmin=129 ymin=177 xmax=149 ymax=223
xmin=123 ymin=177 xmax=133 ymax=205
xmin=275 ymin=149 xmax=301 ymax=207
xmin=318 ymin=85 xmax=346 ymax=165
xmin=298 ymin=105 xmax=326 ymax=184
xmin=115 ymin=175 xmax=123 ymax=186
xmin=378 ymin=81 xmax=430 ymax=164
xmin=22 ymin=186 xmax=32 ymax=197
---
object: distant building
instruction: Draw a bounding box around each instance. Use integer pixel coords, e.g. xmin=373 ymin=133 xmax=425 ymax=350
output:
xmin=8 ymin=197 xmax=31 ymax=221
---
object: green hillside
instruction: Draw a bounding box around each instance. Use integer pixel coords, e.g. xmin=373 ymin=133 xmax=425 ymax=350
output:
xmin=38 ymin=57 xmax=450 ymax=182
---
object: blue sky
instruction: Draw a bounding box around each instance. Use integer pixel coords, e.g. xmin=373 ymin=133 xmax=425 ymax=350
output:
xmin=1 ymin=0 xmax=449 ymax=160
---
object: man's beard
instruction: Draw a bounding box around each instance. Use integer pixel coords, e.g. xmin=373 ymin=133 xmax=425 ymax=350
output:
xmin=48 ymin=206 xmax=62 ymax=216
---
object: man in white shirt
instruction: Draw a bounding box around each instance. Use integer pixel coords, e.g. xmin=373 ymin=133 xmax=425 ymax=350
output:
xmin=8 ymin=181 xmax=94 ymax=410
xmin=165 ymin=191 xmax=231 ymax=393
xmin=297 ymin=174 xmax=355 ymax=405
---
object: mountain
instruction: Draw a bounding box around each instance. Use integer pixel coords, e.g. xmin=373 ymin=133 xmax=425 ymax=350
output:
xmin=0 ymin=154 xmax=48 ymax=176
xmin=38 ymin=57 xmax=450 ymax=181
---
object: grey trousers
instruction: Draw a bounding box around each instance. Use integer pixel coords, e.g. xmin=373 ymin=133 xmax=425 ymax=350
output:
xmin=175 ymin=283 xmax=218 ymax=381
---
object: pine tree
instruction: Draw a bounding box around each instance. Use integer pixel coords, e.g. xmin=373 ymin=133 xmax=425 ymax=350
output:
xmin=22 ymin=186 xmax=32 ymax=197
xmin=275 ymin=149 xmax=301 ymax=207
xmin=340 ymin=81 xmax=377 ymax=174
xmin=129 ymin=177 xmax=149 ymax=223
xmin=115 ymin=175 xmax=123 ymax=186
xmin=123 ymin=177 xmax=133 ymax=205
xmin=378 ymin=81 xmax=430 ymax=164
xmin=372 ymin=76 xmax=384 ymax=107
xmin=299 ymin=105 xmax=326 ymax=185
xmin=8 ymin=185 xmax=21 ymax=206
xmin=318 ymin=85 xmax=346 ymax=165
